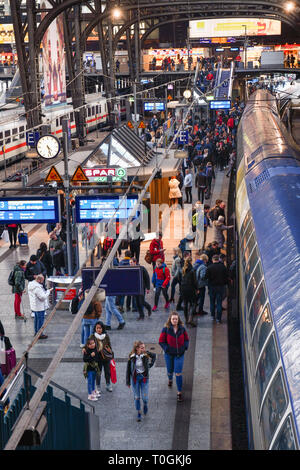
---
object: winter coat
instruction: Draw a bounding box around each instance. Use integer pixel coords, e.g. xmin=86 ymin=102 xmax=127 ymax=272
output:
xmin=126 ymin=351 xmax=156 ymax=386
xmin=195 ymin=171 xmax=207 ymax=188
xmin=212 ymin=220 xmax=233 ymax=247
xmin=168 ymin=178 xmax=182 ymax=199
xmin=159 ymin=325 xmax=189 ymax=357
xmin=205 ymin=262 xmax=229 ymax=287
xmin=193 ymin=260 xmax=208 ymax=288
xmin=171 ymin=255 xmax=182 ymax=278
xmin=149 ymin=238 xmax=165 ymax=262
xmin=25 ymin=260 xmax=47 ymax=282
xmin=83 ymin=347 xmax=101 ymax=377
xmin=89 ymin=332 xmax=112 ymax=363
xmin=180 ymin=265 xmax=198 ymax=298
xmin=37 ymin=249 xmax=53 ymax=277
xmin=28 ymin=280 xmax=51 ymax=312
xmin=12 ymin=264 xmax=25 ymax=294
xmin=152 ymin=263 xmax=170 ymax=288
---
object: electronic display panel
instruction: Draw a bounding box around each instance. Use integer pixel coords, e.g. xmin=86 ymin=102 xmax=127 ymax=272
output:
xmin=0 ymin=196 xmax=59 ymax=223
xmin=75 ymin=194 xmax=139 ymax=223
xmin=144 ymin=102 xmax=165 ymax=111
xmin=210 ymin=100 xmax=231 ymax=110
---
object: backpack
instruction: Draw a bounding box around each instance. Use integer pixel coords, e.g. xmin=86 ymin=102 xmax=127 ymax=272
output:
xmin=8 ymin=270 xmax=15 ymax=287
xmin=206 ymin=167 xmax=213 ymax=178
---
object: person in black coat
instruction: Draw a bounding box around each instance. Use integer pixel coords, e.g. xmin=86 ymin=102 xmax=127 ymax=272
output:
xmin=195 ymin=166 xmax=207 ymax=204
xmin=205 ymin=254 xmax=229 ymax=323
xmin=130 ymin=257 xmax=152 ymax=319
xmin=37 ymin=242 xmax=53 ymax=277
xmin=25 ymin=255 xmax=47 ymax=282
xmin=180 ymin=257 xmax=198 ymax=327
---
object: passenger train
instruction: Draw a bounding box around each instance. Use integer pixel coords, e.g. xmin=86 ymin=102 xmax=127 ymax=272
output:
xmin=236 ymin=88 xmax=300 ymax=449
xmin=0 ymin=93 xmax=126 ymax=170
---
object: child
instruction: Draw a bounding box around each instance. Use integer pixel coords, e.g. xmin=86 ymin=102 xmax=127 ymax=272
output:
xmin=83 ymin=337 xmax=100 ymax=401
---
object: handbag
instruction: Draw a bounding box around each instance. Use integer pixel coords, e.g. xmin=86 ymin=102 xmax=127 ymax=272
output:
xmin=101 ymin=344 xmax=114 ymax=361
xmin=144 ymin=249 xmax=153 ymax=264
xmin=0 ymin=337 xmax=5 ymax=365
xmin=110 ymin=359 xmax=117 ymax=384
xmin=2 ymin=230 xmax=9 ymax=243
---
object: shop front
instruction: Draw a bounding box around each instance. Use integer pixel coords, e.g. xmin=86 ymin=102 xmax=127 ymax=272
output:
xmin=143 ymin=47 xmax=209 ymax=71
xmin=275 ymin=44 xmax=300 ymax=67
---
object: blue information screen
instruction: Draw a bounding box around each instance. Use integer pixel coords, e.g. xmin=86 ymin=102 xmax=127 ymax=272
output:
xmin=0 ymin=196 xmax=59 ymax=223
xmin=210 ymin=100 xmax=231 ymax=110
xmin=75 ymin=194 xmax=139 ymax=222
xmin=144 ymin=102 xmax=165 ymax=111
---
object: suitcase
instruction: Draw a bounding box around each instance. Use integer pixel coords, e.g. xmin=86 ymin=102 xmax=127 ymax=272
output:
xmin=0 ymin=348 xmax=16 ymax=376
xmin=18 ymin=230 xmax=28 ymax=246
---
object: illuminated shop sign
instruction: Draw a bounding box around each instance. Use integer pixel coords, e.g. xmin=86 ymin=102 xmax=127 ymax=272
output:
xmin=189 ymin=18 xmax=281 ymax=38
xmin=83 ymin=167 xmax=127 ymax=182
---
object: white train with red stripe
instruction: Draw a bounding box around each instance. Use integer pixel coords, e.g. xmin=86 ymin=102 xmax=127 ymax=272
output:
xmin=0 ymin=93 xmax=126 ymax=170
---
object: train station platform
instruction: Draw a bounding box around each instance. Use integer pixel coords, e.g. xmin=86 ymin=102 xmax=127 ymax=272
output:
xmin=0 ymin=166 xmax=232 ymax=451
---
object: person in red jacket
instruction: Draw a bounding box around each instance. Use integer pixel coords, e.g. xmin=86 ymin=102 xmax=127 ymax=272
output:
xmin=152 ymin=258 xmax=170 ymax=311
xmin=149 ymin=232 xmax=165 ymax=270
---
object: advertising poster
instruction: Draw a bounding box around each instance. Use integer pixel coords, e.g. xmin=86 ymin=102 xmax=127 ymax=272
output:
xmin=41 ymin=0 xmax=66 ymax=107
xmin=189 ymin=18 xmax=281 ymax=38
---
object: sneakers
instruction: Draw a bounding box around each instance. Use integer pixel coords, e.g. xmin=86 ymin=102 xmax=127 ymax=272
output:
xmin=143 ymin=404 xmax=148 ymax=415
xmin=147 ymin=307 xmax=152 ymax=317
xmin=117 ymin=322 xmax=125 ymax=330
xmin=93 ymin=390 xmax=101 ymax=398
xmin=106 ymin=383 xmax=113 ymax=392
xmin=15 ymin=314 xmax=25 ymax=320
xmin=137 ymin=412 xmax=142 ymax=422
xmin=164 ymin=302 xmax=170 ymax=309
xmin=152 ymin=305 xmax=157 ymax=312
xmin=168 ymin=380 xmax=173 ymax=387
xmin=39 ymin=334 xmax=48 ymax=340
xmin=31 ymin=312 xmax=35 ymax=318
xmin=177 ymin=392 xmax=183 ymax=402
xmin=88 ymin=394 xmax=98 ymax=401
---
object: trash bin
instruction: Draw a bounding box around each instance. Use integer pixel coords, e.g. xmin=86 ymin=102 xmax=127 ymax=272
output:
xmin=47 ymin=276 xmax=82 ymax=310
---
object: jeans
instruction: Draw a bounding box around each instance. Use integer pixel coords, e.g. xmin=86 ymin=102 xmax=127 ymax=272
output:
xmin=209 ymin=285 xmax=225 ymax=321
xmin=170 ymin=276 xmax=180 ymax=301
xmin=164 ymin=353 xmax=185 ymax=392
xmin=185 ymin=187 xmax=192 ymax=204
xmin=119 ymin=295 xmax=136 ymax=310
xmin=154 ymin=286 xmax=169 ymax=307
xmin=131 ymin=374 xmax=149 ymax=411
xmin=87 ymin=370 xmax=96 ymax=395
xmin=81 ymin=318 xmax=98 ymax=345
xmin=197 ymin=187 xmax=206 ymax=204
xmin=182 ymin=295 xmax=196 ymax=322
xmin=197 ymin=287 xmax=206 ymax=312
xmin=105 ymin=296 xmax=125 ymax=326
xmin=33 ymin=310 xmax=45 ymax=335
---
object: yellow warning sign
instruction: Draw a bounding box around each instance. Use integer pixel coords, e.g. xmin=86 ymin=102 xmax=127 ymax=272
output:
xmin=138 ymin=121 xmax=146 ymax=129
xmin=127 ymin=121 xmax=134 ymax=129
xmin=45 ymin=165 xmax=63 ymax=183
xmin=71 ymin=165 xmax=89 ymax=182
xmin=167 ymin=95 xmax=173 ymax=100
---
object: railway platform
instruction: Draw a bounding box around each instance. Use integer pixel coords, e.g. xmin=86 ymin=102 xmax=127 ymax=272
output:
xmin=0 ymin=166 xmax=233 ymax=451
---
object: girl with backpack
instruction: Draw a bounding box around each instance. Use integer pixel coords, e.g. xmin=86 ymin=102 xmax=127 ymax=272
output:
xmin=152 ymin=258 xmax=170 ymax=311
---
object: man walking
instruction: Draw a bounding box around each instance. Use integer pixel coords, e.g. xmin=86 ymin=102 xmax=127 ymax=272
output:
xmin=183 ymin=169 xmax=193 ymax=204
xmin=205 ymin=254 xmax=229 ymax=323
xmin=11 ymin=260 xmax=27 ymax=319
xmin=28 ymin=274 xmax=53 ymax=339
xmin=105 ymin=296 xmax=126 ymax=330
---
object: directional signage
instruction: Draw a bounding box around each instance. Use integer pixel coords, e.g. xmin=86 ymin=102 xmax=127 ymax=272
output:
xmin=83 ymin=167 xmax=127 ymax=183
xmin=71 ymin=165 xmax=89 ymax=183
xmin=75 ymin=194 xmax=139 ymax=223
xmin=209 ymin=100 xmax=231 ymax=110
xmin=45 ymin=165 xmax=63 ymax=183
xmin=26 ymin=131 xmax=40 ymax=148
xmin=175 ymin=130 xmax=189 ymax=145
xmin=0 ymin=196 xmax=59 ymax=223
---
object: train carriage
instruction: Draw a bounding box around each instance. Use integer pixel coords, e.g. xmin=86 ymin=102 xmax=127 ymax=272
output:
xmin=236 ymin=89 xmax=300 ymax=449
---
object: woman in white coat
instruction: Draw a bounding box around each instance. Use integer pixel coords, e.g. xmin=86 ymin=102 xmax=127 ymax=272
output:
xmin=169 ymin=176 xmax=182 ymax=209
xmin=28 ymin=274 xmax=53 ymax=339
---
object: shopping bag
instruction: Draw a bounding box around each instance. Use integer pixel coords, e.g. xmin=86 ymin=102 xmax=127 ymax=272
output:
xmin=2 ymin=230 xmax=9 ymax=243
xmin=0 ymin=337 xmax=5 ymax=365
xmin=110 ymin=359 xmax=117 ymax=384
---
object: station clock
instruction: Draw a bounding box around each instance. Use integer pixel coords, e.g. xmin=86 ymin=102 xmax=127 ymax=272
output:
xmin=36 ymin=135 xmax=61 ymax=159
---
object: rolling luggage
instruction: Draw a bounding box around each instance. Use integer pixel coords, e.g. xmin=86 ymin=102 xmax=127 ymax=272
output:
xmin=18 ymin=230 xmax=28 ymax=246
xmin=0 ymin=336 xmax=16 ymax=377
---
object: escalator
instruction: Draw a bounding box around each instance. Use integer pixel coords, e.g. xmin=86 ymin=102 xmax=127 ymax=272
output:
xmin=214 ymin=62 xmax=235 ymax=101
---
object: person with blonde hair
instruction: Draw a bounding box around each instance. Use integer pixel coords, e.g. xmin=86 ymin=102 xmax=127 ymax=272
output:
xmin=159 ymin=312 xmax=189 ymax=402
xmin=126 ymin=341 xmax=156 ymax=421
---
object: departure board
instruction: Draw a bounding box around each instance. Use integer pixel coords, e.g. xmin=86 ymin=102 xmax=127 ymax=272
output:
xmin=0 ymin=196 xmax=59 ymax=223
xmin=75 ymin=194 xmax=139 ymax=222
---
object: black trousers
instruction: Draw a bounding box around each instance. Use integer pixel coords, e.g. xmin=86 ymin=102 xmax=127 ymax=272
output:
xmin=197 ymin=187 xmax=206 ymax=204
xmin=185 ymin=187 xmax=192 ymax=204
xmin=96 ymin=360 xmax=111 ymax=386
xmin=135 ymin=294 xmax=151 ymax=318
xmin=8 ymin=227 xmax=18 ymax=246
xmin=154 ymin=286 xmax=169 ymax=306
xmin=130 ymin=240 xmax=141 ymax=263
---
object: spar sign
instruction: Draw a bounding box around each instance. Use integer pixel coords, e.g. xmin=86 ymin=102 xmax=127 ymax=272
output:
xmin=83 ymin=168 xmax=127 ymax=183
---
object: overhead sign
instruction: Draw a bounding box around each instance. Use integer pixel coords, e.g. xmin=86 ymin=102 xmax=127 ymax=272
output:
xmin=26 ymin=131 xmax=40 ymax=148
xmin=210 ymin=100 xmax=231 ymax=110
xmin=189 ymin=18 xmax=281 ymax=38
xmin=144 ymin=102 xmax=165 ymax=112
xmin=83 ymin=167 xmax=127 ymax=182
xmin=75 ymin=194 xmax=139 ymax=223
xmin=71 ymin=165 xmax=89 ymax=182
xmin=175 ymin=130 xmax=189 ymax=145
xmin=0 ymin=196 xmax=59 ymax=223
xmin=45 ymin=165 xmax=63 ymax=183
xmin=82 ymin=267 xmax=143 ymax=296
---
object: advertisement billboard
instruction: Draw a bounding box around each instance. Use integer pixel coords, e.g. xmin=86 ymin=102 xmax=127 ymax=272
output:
xmin=41 ymin=0 xmax=66 ymax=107
xmin=189 ymin=18 xmax=281 ymax=38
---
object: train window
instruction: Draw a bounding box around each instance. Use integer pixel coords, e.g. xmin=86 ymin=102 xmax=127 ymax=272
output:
xmin=244 ymin=245 xmax=259 ymax=286
xmin=56 ymin=119 xmax=59 ymax=127
xmin=70 ymin=112 xmax=74 ymax=122
xmin=256 ymin=334 xmax=278 ymax=404
xmin=87 ymin=107 xmax=91 ymax=117
xmin=19 ymin=126 xmax=25 ymax=139
xmin=96 ymin=105 xmax=99 ymax=114
xmin=60 ymin=117 xmax=63 ymax=125
xmin=249 ymin=281 xmax=267 ymax=334
xmin=4 ymin=130 xmax=11 ymax=144
xmin=243 ymin=232 xmax=256 ymax=269
xmin=0 ymin=131 xmax=3 ymax=146
xmin=12 ymin=128 xmax=18 ymax=141
xmin=246 ymin=262 xmax=263 ymax=310
xmin=260 ymin=370 xmax=288 ymax=449
xmin=240 ymin=211 xmax=251 ymax=239
xmin=92 ymin=106 xmax=95 ymax=115
xmin=99 ymin=105 xmax=102 ymax=115
xmin=271 ymin=415 xmax=297 ymax=450
xmin=253 ymin=304 xmax=273 ymax=362
xmin=241 ymin=220 xmax=253 ymax=253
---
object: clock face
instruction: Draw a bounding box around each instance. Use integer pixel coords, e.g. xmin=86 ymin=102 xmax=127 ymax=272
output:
xmin=36 ymin=135 xmax=60 ymax=159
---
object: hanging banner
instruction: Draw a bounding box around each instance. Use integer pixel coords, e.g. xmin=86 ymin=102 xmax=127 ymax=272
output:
xmin=41 ymin=0 xmax=66 ymax=107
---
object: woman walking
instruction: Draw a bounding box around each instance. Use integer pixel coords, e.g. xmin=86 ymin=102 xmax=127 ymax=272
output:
xmin=83 ymin=337 xmax=101 ymax=401
xmin=212 ymin=215 xmax=234 ymax=249
xmin=168 ymin=176 xmax=182 ymax=209
xmin=88 ymin=321 xmax=114 ymax=394
xmin=159 ymin=312 xmax=189 ymax=402
xmin=126 ymin=340 xmax=156 ymax=421
xmin=180 ymin=257 xmax=198 ymax=327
